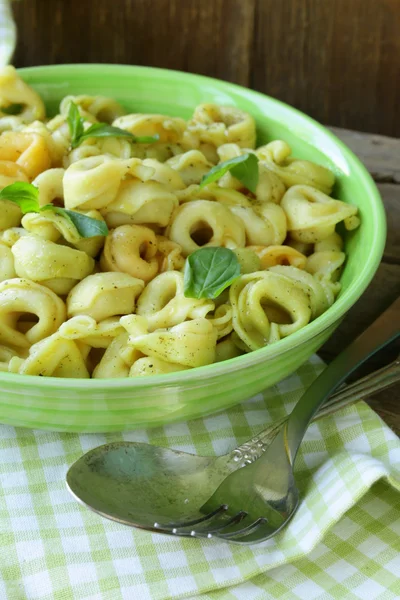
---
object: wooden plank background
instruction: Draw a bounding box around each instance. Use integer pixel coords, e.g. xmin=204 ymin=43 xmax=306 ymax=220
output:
xmin=11 ymin=0 xmax=400 ymax=136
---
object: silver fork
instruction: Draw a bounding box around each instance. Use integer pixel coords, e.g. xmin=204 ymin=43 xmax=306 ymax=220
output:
xmin=144 ymin=297 xmax=400 ymax=543
xmin=67 ymin=297 xmax=400 ymax=544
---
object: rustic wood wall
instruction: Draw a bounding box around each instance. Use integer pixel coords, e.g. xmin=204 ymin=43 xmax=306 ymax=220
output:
xmin=12 ymin=0 xmax=400 ymax=136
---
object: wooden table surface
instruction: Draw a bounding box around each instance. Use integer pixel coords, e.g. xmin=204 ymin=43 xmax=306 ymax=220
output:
xmin=320 ymin=128 xmax=400 ymax=434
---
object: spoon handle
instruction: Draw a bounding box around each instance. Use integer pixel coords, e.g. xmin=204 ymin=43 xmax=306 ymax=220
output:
xmin=230 ymin=355 xmax=400 ymax=466
xmin=286 ymin=296 xmax=400 ymax=463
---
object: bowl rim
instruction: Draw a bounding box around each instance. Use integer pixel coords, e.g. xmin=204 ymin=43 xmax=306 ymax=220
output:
xmin=1 ymin=63 xmax=386 ymax=388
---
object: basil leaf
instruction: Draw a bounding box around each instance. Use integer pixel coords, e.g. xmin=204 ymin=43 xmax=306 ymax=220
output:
xmin=67 ymin=101 xmax=85 ymax=149
xmin=0 ymin=182 xmax=108 ymax=238
xmin=200 ymin=153 xmax=259 ymax=194
xmin=1 ymin=103 xmax=24 ymax=115
xmin=184 ymin=247 xmax=241 ymax=299
xmin=230 ymin=153 xmax=259 ymax=193
xmin=40 ymin=205 xmax=108 ymax=238
xmin=79 ymin=123 xmax=160 ymax=145
xmin=0 ymin=182 xmax=40 ymax=213
xmin=67 ymin=101 xmax=160 ymax=147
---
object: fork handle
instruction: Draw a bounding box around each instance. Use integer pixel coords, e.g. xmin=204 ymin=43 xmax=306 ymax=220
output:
xmin=286 ymin=296 xmax=400 ymax=463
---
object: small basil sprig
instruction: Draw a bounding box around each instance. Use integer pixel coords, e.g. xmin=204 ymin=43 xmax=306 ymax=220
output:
xmin=184 ymin=247 xmax=241 ymax=299
xmin=67 ymin=102 xmax=159 ymax=149
xmin=0 ymin=182 xmax=108 ymax=238
xmin=200 ymin=153 xmax=259 ymax=194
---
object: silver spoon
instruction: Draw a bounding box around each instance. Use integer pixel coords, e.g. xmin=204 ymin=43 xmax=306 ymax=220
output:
xmin=67 ymin=297 xmax=400 ymax=543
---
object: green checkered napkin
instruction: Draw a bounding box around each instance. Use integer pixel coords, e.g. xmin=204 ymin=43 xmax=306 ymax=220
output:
xmin=0 ymin=0 xmax=16 ymax=66
xmin=1 ymin=355 xmax=399 ymax=600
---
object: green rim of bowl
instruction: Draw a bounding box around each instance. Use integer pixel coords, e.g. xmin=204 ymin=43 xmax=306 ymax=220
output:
xmin=1 ymin=64 xmax=386 ymax=389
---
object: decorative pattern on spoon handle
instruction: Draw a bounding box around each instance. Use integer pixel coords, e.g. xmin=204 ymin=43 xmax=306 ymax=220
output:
xmin=228 ymin=358 xmax=400 ymax=469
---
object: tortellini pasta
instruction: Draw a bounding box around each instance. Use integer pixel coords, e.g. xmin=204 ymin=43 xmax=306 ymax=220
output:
xmin=0 ymin=131 xmax=51 ymax=181
xmin=11 ymin=235 xmax=95 ymax=294
xmin=230 ymin=271 xmax=312 ymax=350
xmin=0 ymin=66 xmax=45 ymax=128
xmin=67 ymin=272 xmax=144 ymax=321
xmin=136 ymin=270 xmax=214 ymax=330
xmin=0 ymin=278 xmax=66 ymax=348
xmin=256 ymin=141 xmax=335 ymax=195
xmin=186 ymin=104 xmax=256 ymax=149
xmin=121 ymin=315 xmax=217 ymax=368
xmin=167 ymin=200 xmax=246 ymax=256
xmin=0 ymin=70 xmax=359 ymax=378
xmin=281 ymin=185 xmax=358 ymax=243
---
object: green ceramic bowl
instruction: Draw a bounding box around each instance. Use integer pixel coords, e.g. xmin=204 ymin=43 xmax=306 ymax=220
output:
xmin=0 ymin=64 xmax=385 ymax=432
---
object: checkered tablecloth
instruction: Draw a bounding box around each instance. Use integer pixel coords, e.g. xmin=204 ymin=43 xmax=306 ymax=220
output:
xmin=1 ymin=356 xmax=399 ymax=600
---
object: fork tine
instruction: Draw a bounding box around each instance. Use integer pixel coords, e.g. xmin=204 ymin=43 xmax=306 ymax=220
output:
xmin=189 ymin=511 xmax=248 ymax=536
xmin=153 ymin=504 xmax=228 ymax=530
xmin=216 ymin=517 xmax=268 ymax=540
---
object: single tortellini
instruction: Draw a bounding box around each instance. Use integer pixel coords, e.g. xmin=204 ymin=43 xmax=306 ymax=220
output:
xmin=165 ymin=150 xmax=214 ymax=186
xmin=186 ymin=104 xmax=256 ymax=149
xmin=167 ymin=200 xmax=246 ymax=256
xmin=0 ymin=243 xmax=16 ymax=281
xmin=100 ymin=224 xmax=159 ymax=283
xmin=281 ymin=185 xmax=359 ymax=243
xmin=92 ymin=332 xmax=142 ymax=378
xmin=0 ymin=278 xmax=66 ymax=348
xmin=22 ymin=120 xmax=67 ymax=166
xmin=0 ymin=66 xmax=46 ymax=124
xmin=248 ymin=245 xmax=307 ymax=270
xmin=0 ymin=131 xmax=51 ymax=181
xmin=8 ymin=333 xmax=89 ymax=378
xmin=257 ymin=141 xmax=335 ymax=195
xmin=67 ymin=272 xmax=144 ymax=321
xmin=22 ymin=207 xmax=107 ymax=257
xmin=228 ymin=202 xmax=287 ymax=247
xmin=155 ymin=236 xmax=185 ymax=273
xmin=60 ymin=94 xmax=126 ymax=123
xmin=102 ymin=178 xmax=179 ymax=229
xmin=136 ymin=270 xmax=214 ymax=331
xmin=230 ymin=271 xmax=312 ymax=351
xmin=129 ymin=356 xmax=190 ymax=377
xmin=63 ymin=156 xmax=154 ymax=211
xmin=0 ymin=160 xmax=29 ymax=190
xmin=121 ymin=315 xmax=217 ymax=368
xmin=305 ymin=251 xmax=345 ymax=289
xmin=58 ymin=315 xmax=124 ymax=348
xmin=113 ymin=113 xmax=187 ymax=143
xmin=12 ymin=235 xmax=95 ymax=294
xmin=269 ymin=265 xmax=335 ymax=318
